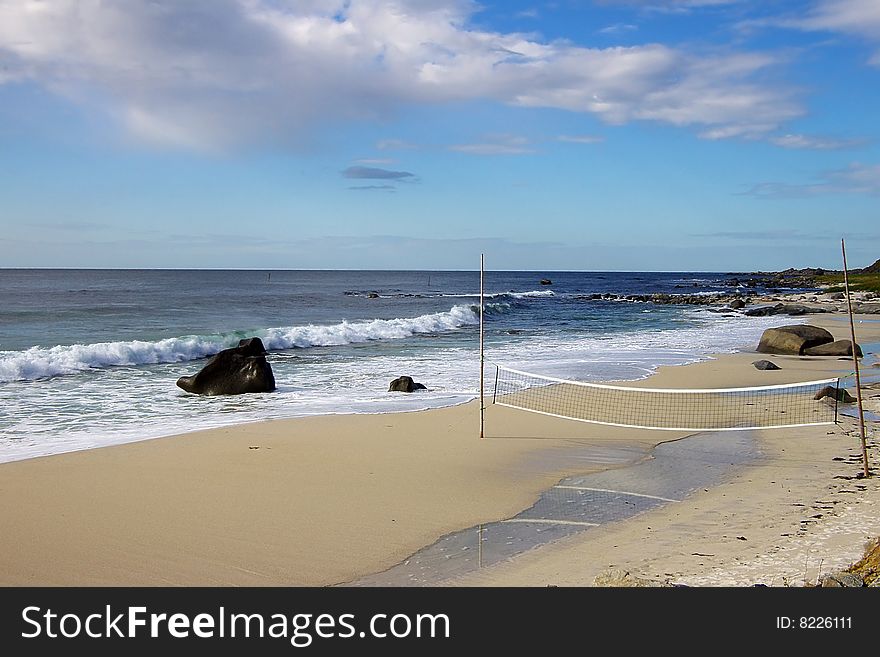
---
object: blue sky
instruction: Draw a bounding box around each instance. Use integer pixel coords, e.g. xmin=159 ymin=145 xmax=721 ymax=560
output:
xmin=0 ymin=0 xmax=878 ymax=270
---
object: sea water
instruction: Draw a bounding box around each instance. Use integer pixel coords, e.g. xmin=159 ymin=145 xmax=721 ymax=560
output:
xmin=0 ymin=269 xmax=797 ymax=462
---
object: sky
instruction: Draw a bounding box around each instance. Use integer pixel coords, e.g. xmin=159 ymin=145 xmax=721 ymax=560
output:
xmin=0 ymin=0 xmax=878 ymax=271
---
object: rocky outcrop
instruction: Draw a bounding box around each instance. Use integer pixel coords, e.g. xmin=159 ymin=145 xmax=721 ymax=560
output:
xmin=752 ymin=360 xmax=781 ymax=371
xmin=803 ymin=340 xmax=863 ymax=357
xmin=844 ymin=536 xmax=880 ymax=586
xmin=176 ymin=338 xmax=276 ymax=396
xmin=756 ymin=325 xmax=834 ymax=355
xmin=729 ymin=299 xmax=746 ymax=310
xmin=593 ymin=569 xmax=669 ymax=587
xmin=813 ymin=386 xmax=856 ymax=403
xmin=745 ymin=303 xmax=830 ymax=317
xmin=578 ymin=292 xmax=750 ymax=307
xmin=723 ymin=267 xmax=829 ymax=289
xmin=388 ymin=376 xmax=427 ymax=393
xmin=820 ymin=572 xmax=865 ymax=587
xmin=854 ymin=302 xmax=880 ymax=314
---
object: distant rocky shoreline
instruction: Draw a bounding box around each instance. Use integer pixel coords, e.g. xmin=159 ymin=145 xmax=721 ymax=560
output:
xmin=580 ymin=290 xmax=880 ymax=315
xmin=579 ymin=260 xmax=880 ymax=315
xmin=722 ymin=258 xmax=880 ymax=291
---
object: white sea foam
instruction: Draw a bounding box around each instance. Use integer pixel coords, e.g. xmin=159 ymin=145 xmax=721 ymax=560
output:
xmin=438 ymin=290 xmax=555 ymax=299
xmin=0 ymin=304 xmax=482 ymax=383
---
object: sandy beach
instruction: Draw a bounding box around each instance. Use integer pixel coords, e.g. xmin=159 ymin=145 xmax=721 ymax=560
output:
xmin=1 ymin=306 xmax=877 ymax=587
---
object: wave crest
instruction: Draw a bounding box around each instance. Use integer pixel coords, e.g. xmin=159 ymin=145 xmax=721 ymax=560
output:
xmin=0 ymin=304 xmax=485 ymax=383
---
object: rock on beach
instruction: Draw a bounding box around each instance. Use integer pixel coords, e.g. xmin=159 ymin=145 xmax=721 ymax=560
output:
xmin=756 ymin=325 xmax=834 ymax=355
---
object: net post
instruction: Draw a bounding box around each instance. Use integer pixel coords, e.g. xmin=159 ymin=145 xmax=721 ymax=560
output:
xmin=834 ymin=379 xmax=840 ymax=425
xmin=493 ymin=364 xmax=500 ymax=404
xmin=479 ymin=253 xmax=485 ymax=440
xmin=842 ymin=238 xmax=870 ymax=478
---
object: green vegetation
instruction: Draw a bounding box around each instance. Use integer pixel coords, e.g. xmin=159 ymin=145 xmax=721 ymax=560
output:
xmin=818 ymin=272 xmax=880 ymax=293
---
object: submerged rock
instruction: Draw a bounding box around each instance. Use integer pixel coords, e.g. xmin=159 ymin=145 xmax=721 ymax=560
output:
xmin=176 ymin=337 xmax=276 ymax=396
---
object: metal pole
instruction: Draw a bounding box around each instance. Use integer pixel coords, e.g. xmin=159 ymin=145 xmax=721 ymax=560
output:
xmin=842 ymin=239 xmax=869 ymax=477
xmin=480 ymin=253 xmax=485 ymax=439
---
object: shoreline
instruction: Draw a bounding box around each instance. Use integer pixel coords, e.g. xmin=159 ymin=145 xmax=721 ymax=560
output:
xmin=0 ymin=313 xmax=806 ymax=466
xmin=448 ymin=312 xmax=880 ymax=587
xmin=0 ymin=308 xmax=877 ymax=586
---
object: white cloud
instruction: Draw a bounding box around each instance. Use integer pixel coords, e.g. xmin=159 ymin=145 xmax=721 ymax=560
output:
xmin=770 ymin=133 xmax=864 ymax=150
xmin=598 ymin=24 xmax=639 ymax=35
xmin=0 ymin=0 xmax=802 ymax=150
xmin=796 ymin=0 xmax=880 ymax=38
xmin=449 ymin=134 xmax=533 ymax=155
xmin=743 ymin=162 xmax=880 ymax=198
xmin=766 ymin=0 xmax=880 ymax=66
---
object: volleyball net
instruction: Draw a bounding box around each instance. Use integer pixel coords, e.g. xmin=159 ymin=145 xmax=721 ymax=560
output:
xmin=491 ymin=365 xmax=840 ymax=432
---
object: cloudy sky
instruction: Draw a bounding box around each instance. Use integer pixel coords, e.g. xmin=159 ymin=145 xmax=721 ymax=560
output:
xmin=1 ymin=0 xmax=877 ymax=270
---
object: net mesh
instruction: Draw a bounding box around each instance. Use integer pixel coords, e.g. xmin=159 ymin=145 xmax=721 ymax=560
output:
xmin=492 ymin=365 xmax=839 ymax=432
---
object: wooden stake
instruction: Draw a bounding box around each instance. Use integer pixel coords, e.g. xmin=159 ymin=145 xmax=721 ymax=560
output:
xmin=842 ymin=238 xmax=870 ymax=478
xmin=480 ymin=253 xmax=485 ymax=439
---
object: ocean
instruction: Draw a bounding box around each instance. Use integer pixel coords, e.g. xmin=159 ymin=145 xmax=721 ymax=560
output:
xmin=0 ymin=269 xmax=799 ymax=463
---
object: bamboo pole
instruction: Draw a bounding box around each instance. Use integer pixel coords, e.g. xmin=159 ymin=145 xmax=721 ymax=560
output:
xmin=841 ymin=238 xmax=869 ymax=478
xmin=480 ymin=253 xmax=485 ymax=439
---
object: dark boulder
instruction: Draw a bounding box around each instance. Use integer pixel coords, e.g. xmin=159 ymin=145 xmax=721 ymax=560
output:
xmin=804 ymin=340 xmax=863 ymax=357
xmin=746 ymin=304 xmax=828 ymax=317
xmin=757 ymin=325 xmax=834 ymax=355
xmin=176 ymin=337 xmax=275 ymax=395
xmin=752 ymin=360 xmax=781 ymax=371
xmin=729 ymin=299 xmax=746 ymax=310
xmin=778 ymin=304 xmax=829 ymax=316
xmin=813 ymin=386 xmax=856 ymax=403
xmin=540 ymin=279 xmax=552 ymax=286
xmin=745 ymin=304 xmax=782 ymax=317
xmin=388 ymin=376 xmax=427 ymax=393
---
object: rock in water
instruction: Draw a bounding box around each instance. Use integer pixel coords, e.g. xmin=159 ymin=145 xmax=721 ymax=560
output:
xmin=756 ymin=325 xmax=834 ymax=355
xmin=729 ymin=299 xmax=746 ymax=310
xmin=813 ymin=386 xmax=856 ymax=403
xmin=388 ymin=376 xmax=427 ymax=393
xmin=752 ymin=359 xmax=781 ymax=371
xmin=540 ymin=278 xmax=552 ymax=285
xmin=804 ymin=340 xmax=863 ymax=357
xmin=176 ymin=337 xmax=276 ymax=395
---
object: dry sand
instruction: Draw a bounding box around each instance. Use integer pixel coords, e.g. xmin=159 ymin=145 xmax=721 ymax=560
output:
xmin=0 ymin=309 xmax=877 ymax=587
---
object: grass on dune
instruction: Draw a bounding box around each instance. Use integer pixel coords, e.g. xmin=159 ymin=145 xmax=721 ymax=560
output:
xmin=818 ymin=272 xmax=880 ymax=293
